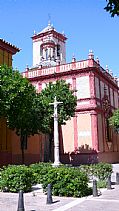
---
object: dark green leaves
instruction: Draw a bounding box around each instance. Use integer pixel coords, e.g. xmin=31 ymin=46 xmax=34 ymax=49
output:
xmin=109 ymin=109 xmax=119 ymax=130
xmin=104 ymin=0 xmax=119 ymax=17
xmin=0 ymin=65 xmax=43 ymax=137
xmin=39 ymin=80 xmax=77 ymax=133
xmin=0 ymin=66 xmax=77 ymax=137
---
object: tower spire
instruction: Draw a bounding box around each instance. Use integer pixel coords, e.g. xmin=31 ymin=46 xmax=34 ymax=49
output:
xmin=32 ymin=22 xmax=67 ymax=67
xmin=48 ymin=14 xmax=51 ymax=26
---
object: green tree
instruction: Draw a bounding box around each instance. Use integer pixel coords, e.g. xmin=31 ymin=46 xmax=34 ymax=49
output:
xmin=39 ymin=79 xmax=77 ymax=132
xmin=38 ymin=80 xmax=77 ymax=161
xmin=0 ymin=65 xmax=43 ymax=163
xmin=104 ymin=0 xmax=119 ymax=17
xmin=39 ymin=80 xmax=77 ymax=155
xmin=109 ymin=109 xmax=119 ymax=133
xmin=0 ymin=66 xmax=77 ymax=163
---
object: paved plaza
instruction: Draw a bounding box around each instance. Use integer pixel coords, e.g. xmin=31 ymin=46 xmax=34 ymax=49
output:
xmin=0 ymin=164 xmax=119 ymax=211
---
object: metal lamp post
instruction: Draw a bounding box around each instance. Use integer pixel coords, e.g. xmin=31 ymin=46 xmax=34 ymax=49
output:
xmin=49 ymin=96 xmax=63 ymax=167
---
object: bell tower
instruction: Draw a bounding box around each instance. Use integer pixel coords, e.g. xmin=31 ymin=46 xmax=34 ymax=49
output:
xmin=32 ymin=22 xmax=67 ymax=67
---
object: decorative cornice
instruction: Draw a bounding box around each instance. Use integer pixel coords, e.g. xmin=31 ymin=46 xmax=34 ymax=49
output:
xmin=32 ymin=30 xmax=67 ymax=43
xmin=0 ymin=38 xmax=20 ymax=54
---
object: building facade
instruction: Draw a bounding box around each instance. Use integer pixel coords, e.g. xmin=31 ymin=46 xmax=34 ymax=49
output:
xmin=0 ymin=39 xmax=21 ymax=165
xmin=22 ymin=23 xmax=119 ymax=165
xmin=0 ymin=38 xmax=19 ymax=66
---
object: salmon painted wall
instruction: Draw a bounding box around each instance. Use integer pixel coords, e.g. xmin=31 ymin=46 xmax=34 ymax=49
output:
xmin=0 ymin=118 xmax=46 ymax=165
xmin=61 ymin=117 xmax=74 ymax=153
xmin=30 ymin=66 xmax=119 ymax=164
xmin=95 ymin=71 xmax=119 ymax=163
xmin=0 ymin=44 xmax=16 ymax=166
xmin=0 ymin=118 xmax=12 ymax=166
xmin=11 ymin=131 xmax=46 ymax=164
xmin=97 ymin=113 xmax=104 ymax=152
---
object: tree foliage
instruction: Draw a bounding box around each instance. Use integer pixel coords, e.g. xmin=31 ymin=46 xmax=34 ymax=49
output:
xmin=0 ymin=66 xmax=77 ymax=136
xmin=109 ymin=109 xmax=119 ymax=131
xmin=0 ymin=65 xmax=43 ymax=137
xmin=38 ymin=80 xmax=77 ymax=133
xmin=0 ymin=66 xmax=77 ymax=163
xmin=0 ymin=65 xmax=44 ymax=163
xmin=104 ymin=0 xmax=119 ymax=17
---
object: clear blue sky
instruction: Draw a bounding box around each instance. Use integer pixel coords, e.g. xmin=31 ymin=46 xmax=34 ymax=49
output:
xmin=1 ymin=0 xmax=119 ymax=76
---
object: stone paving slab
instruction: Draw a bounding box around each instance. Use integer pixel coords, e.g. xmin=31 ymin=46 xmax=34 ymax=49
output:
xmin=0 ymin=191 xmax=76 ymax=211
xmin=99 ymin=185 xmax=119 ymax=200
xmin=67 ymin=199 xmax=119 ymax=211
xmin=63 ymin=185 xmax=119 ymax=211
xmin=0 ymin=186 xmax=118 ymax=211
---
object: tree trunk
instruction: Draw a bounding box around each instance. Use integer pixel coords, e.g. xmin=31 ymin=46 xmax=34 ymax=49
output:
xmin=49 ymin=131 xmax=54 ymax=162
xmin=21 ymin=146 xmax=25 ymax=164
xmin=20 ymin=133 xmax=27 ymax=164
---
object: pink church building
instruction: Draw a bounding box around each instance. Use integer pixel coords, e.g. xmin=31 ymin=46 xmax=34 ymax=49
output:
xmin=23 ymin=23 xmax=119 ymax=165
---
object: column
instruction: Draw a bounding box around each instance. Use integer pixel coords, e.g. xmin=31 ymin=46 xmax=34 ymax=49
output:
xmin=89 ymin=73 xmax=96 ymax=106
xmin=43 ymin=48 xmax=45 ymax=59
xmin=51 ymin=47 xmax=53 ymax=58
xmin=91 ymin=111 xmax=98 ymax=151
xmin=72 ymin=77 xmax=78 ymax=149
xmin=48 ymin=48 xmax=51 ymax=58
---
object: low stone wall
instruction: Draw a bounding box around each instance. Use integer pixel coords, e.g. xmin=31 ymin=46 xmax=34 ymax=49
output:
xmin=60 ymin=152 xmax=98 ymax=166
xmin=98 ymin=151 xmax=119 ymax=164
xmin=0 ymin=152 xmax=12 ymax=166
xmin=60 ymin=151 xmax=119 ymax=166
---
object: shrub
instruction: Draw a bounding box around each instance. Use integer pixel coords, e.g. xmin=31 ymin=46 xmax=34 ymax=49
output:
xmin=0 ymin=162 xmax=111 ymax=194
xmin=79 ymin=165 xmax=92 ymax=178
xmin=29 ymin=162 xmax=53 ymax=184
xmin=0 ymin=165 xmax=34 ymax=193
xmin=42 ymin=166 xmax=92 ymax=197
xmin=92 ymin=163 xmax=112 ymax=180
xmin=80 ymin=163 xmax=112 ymax=180
xmin=97 ymin=180 xmax=107 ymax=188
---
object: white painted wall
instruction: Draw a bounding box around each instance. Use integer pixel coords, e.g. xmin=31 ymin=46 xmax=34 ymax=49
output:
xmin=33 ymin=40 xmax=42 ymax=66
xmin=76 ymin=76 xmax=90 ymax=99
xmin=77 ymin=113 xmax=92 ymax=148
xmin=32 ymin=33 xmax=66 ymax=66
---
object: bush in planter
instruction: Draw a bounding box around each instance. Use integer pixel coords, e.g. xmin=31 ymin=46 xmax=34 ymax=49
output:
xmin=0 ymin=165 xmax=34 ymax=193
xmin=97 ymin=180 xmax=107 ymax=188
xmin=79 ymin=165 xmax=93 ymax=178
xmin=29 ymin=162 xmax=53 ymax=184
xmin=92 ymin=163 xmax=112 ymax=180
xmin=42 ymin=166 xmax=92 ymax=197
xmin=80 ymin=163 xmax=112 ymax=181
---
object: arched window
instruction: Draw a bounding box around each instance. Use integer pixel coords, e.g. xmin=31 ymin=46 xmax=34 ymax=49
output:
xmin=40 ymin=46 xmax=43 ymax=57
xmin=57 ymin=44 xmax=60 ymax=58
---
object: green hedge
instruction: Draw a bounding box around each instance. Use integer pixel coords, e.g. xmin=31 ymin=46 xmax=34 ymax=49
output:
xmin=29 ymin=162 xmax=53 ymax=184
xmin=41 ymin=166 xmax=92 ymax=197
xmin=80 ymin=162 xmax=112 ymax=180
xmin=92 ymin=162 xmax=112 ymax=180
xmin=0 ymin=165 xmax=34 ymax=193
xmin=0 ymin=162 xmax=112 ymax=195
